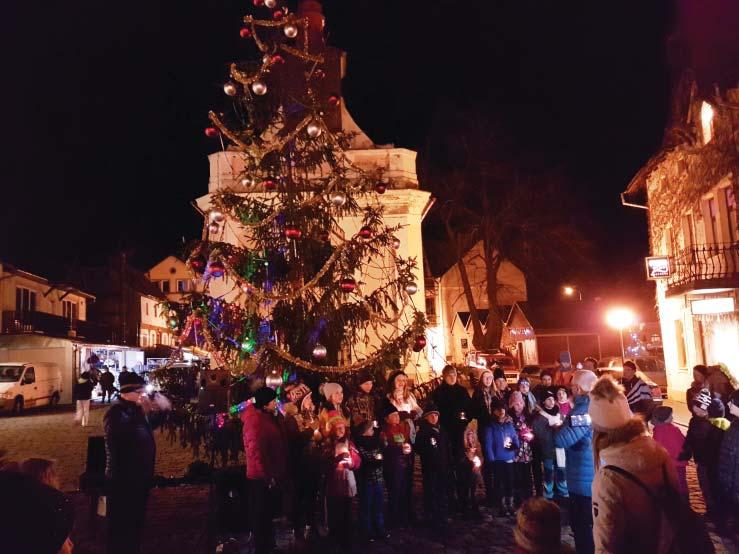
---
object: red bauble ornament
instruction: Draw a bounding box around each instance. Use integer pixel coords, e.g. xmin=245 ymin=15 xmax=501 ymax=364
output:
xmin=262 ymin=179 xmax=276 ymax=190
xmin=204 ymin=127 xmax=219 ymax=138
xmin=269 ymin=54 xmax=285 ymax=65
xmin=412 ymin=335 xmax=427 ymax=352
xmin=252 ymin=0 xmax=264 ymax=6
xmin=273 ymin=10 xmax=283 ymax=19
xmin=358 ymin=226 xmax=373 ymax=240
xmin=328 ymin=95 xmax=341 ymax=106
xmin=285 ymin=226 xmax=302 ymax=240
xmin=209 ymin=261 xmax=225 ymax=278
xmin=339 ymin=277 xmax=357 ymax=293
xmin=374 ymin=183 xmax=387 ymax=194
xmin=190 ymin=256 xmax=207 ymax=273
xmin=239 ymin=27 xmax=252 ymax=38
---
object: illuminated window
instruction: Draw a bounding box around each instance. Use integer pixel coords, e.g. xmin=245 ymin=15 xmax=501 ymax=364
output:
xmin=724 ymin=187 xmax=737 ymax=243
xmin=701 ymin=101 xmax=714 ymax=144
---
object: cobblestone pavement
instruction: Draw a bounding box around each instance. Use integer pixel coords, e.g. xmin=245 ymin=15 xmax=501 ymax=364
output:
xmin=2 ymin=404 xmax=736 ymax=553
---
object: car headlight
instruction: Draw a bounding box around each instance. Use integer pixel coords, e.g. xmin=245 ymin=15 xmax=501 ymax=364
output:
xmin=0 ymin=392 xmax=14 ymax=400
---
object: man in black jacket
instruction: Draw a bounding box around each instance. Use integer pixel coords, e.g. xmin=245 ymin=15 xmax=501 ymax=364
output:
xmin=416 ymin=402 xmax=450 ymax=532
xmin=104 ymin=376 xmax=170 ymax=554
xmin=431 ymin=365 xmax=470 ymax=512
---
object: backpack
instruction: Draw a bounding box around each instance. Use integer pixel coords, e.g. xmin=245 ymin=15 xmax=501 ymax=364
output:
xmin=604 ymin=464 xmax=715 ymax=554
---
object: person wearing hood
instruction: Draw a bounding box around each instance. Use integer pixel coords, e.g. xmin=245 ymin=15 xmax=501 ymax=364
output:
xmin=589 ymin=375 xmax=681 ymax=553
xmin=241 ymin=386 xmax=288 ymax=554
xmin=470 ymin=367 xmax=498 ymax=506
xmin=651 ymin=406 xmax=688 ymax=499
xmin=532 ymin=389 xmax=568 ymax=501
xmin=346 ymin=369 xmax=378 ymax=432
xmin=483 ymin=397 xmax=520 ymax=517
xmin=554 ymin=369 xmax=597 ymax=554
xmin=718 ymin=390 xmax=739 ymax=542
xmin=692 ymin=363 xmax=736 ymax=406
xmin=416 ymin=401 xmax=450 ymax=531
xmin=73 ymin=371 xmax=94 ymax=426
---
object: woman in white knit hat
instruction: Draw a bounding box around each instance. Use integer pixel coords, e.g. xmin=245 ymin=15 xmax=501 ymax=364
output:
xmin=589 ymin=375 xmax=681 ymax=553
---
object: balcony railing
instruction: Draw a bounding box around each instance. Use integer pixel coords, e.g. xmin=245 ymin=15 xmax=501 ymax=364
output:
xmin=1 ymin=310 xmax=114 ymax=344
xmin=666 ymin=242 xmax=739 ymax=295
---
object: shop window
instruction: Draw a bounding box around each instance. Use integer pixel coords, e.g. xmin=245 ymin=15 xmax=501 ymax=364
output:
xmin=15 ymin=287 xmax=36 ymax=314
xmin=675 ymin=319 xmax=687 ymax=368
xmin=701 ymin=101 xmax=714 ymax=145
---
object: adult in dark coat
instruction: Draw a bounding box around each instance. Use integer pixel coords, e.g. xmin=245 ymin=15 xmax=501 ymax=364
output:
xmin=718 ymin=391 xmax=739 ymax=539
xmin=470 ymin=368 xmax=498 ymax=506
xmin=100 ymin=368 xmax=116 ymax=403
xmin=416 ymin=402 xmax=450 ymax=530
xmin=104 ymin=376 xmax=171 ymax=554
xmin=241 ymin=387 xmax=288 ymax=554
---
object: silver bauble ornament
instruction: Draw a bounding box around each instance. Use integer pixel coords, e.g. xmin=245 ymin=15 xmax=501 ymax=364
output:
xmin=264 ymin=0 xmax=277 ymax=8
xmin=209 ymin=210 xmax=225 ymax=223
xmin=312 ymin=343 xmax=328 ymax=360
xmin=405 ymin=281 xmax=418 ymax=295
xmin=283 ymin=24 xmax=298 ymax=38
xmin=306 ymin=121 xmax=322 ymax=138
xmin=223 ymin=82 xmax=238 ymax=96
xmin=330 ymin=191 xmax=347 ymax=207
xmin=265 ymin=370 xmax=283 ymax=390
xmin=251 ymin=80 xmax=267 ymax=96
xmin=241 ymin=176 xmax=254 ymax=187
xmin=391 ymin=237 xmax=401 ymax=250
xmin=208 ymin=222 xmax=220 ymax=234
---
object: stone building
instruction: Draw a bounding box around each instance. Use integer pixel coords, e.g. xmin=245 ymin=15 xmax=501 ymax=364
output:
xmin=623 ymin=79 xmax=739 ymax=397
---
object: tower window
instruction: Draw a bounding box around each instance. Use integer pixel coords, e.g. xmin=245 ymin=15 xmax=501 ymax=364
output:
xmin=701 ymin=101 xmax=714 ymax=145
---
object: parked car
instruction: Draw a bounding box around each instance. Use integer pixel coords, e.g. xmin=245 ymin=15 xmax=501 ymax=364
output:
xmin=596 ymin=359 xmax=665 ymax=406
xmin=0 ymin=362 xmax=63 ymax=415
xmin=466 ymin=350 xmax=520 ymax=384
xmin=597 ymin=356 xmax=668 ymax=397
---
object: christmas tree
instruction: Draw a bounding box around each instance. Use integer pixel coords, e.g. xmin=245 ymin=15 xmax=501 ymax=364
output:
xmin=176 ymin=0 xmax=427 ymax=385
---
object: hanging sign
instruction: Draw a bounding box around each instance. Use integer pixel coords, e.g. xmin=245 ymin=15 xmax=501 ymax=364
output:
xmin=645 ymin=256 xmax=671 ymax=280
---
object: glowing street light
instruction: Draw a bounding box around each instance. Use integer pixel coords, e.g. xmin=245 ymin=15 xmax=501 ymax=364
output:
xmin=605 ymin=307 xmax=636 ymax=361
xmin=562 ymin=285 xmax=582 ymax=301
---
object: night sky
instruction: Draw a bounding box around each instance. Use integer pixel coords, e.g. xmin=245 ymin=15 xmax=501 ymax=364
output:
xmin=2 ymin=0 xmax=718 ymax=311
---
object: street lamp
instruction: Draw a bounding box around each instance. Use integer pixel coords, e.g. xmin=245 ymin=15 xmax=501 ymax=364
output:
xmin=562 ymin=285 xmax=582 ymax=301
xmin=605 ymin=307 xmax=636 ymax=362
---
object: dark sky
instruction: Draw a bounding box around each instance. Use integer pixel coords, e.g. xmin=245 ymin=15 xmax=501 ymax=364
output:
xmin=1 ymin=0 xmax=687 ymax=306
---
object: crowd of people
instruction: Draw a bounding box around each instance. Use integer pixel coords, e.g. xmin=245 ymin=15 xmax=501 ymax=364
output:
xmin=2 ymin=356 xmax=739 ymax=554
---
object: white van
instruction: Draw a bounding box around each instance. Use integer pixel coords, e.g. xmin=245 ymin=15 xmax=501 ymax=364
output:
xmin=0 ymin=362 xmax=63 ymax=414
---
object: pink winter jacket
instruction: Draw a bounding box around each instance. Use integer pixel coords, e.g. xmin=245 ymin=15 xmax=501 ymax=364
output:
xmin=652 ymin=423 xmax=687 ymax=469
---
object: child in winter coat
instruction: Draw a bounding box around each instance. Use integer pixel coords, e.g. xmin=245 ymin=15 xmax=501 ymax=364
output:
xmin=321 ymin=411 xmax=361 ymax=551
xmin=531 ymin=390 xmax=568 ymax=500
xmin=718 ymin=390 xmax=739 ymax=541
xmin=456 ymin=419 xmax=483 ymax=518
xmin=679 ymin=389 xmax=727 ymax=519
xmin=354 ymin=419 xmax=388 ymax=542
xmin=484 ymin=398 xmax=521 ymax=516
xmin=651 ymin=405 xmax=688 ymax=499
xmin=380 ymin=403 xmax=413 ymax=528
xmin=415 ymin=402 xmax=450 ymax=531
xmin=509 ymin=391 xmax=535 ymax=508
xmin=556 ymin=387 xmax=572 ymax=417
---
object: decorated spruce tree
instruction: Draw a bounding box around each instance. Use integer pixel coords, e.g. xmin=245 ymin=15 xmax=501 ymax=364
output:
xmin=176 ymin=1 xmax=426 ymax=386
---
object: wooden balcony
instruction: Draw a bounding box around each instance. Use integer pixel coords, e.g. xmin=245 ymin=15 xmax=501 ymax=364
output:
xmin=1 ymin=310 xmax=114 ymax=344
xmin=666 ymin=242 xmax=739 ymax=296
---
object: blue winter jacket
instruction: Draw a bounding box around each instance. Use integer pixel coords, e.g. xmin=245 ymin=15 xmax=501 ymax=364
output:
xmin=483 ymin=420 xmax=520 ymax=463
xmin=554 ymin=394 xmax=594 ymax=496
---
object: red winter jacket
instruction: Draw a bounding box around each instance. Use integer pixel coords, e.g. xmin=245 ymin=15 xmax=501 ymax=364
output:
xmin=652 ymin=423 xmax=687 ymax=469
xmin=241 ymin=403 xmax=287 ymax=481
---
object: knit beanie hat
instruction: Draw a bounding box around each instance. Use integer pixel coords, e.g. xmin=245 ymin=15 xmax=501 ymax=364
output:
xmin=708 ymin=398 xmax=725 ymax=419
xmin=572 ymin=369 xmax=598 ymax=393
xmin=514 ymin=497 xmax=562 ymax=554
xmin=0 ymin=471 xmax=74 ymax=554
xmin=422 ymin=401 xmax=440 ymax=418
xmin=493 ymin=367 xmax=506 ymax=381
xmin=326 ymin=410 xmax=345 ymax=430
xmin=651 ymin=405 xmax=673 ymax=425
xmin=357 ymin=368 xmax=373 ymax=386
xmin=381 ymin=400 xmax=399 ymax=420
xmin=588 ymin=376 xmax=633 ymax=431
xmin=693 ymin=388 xmax=712 ymax=412
xmin=322 ymin=382 xmax=342 ymax=403
xmin=254 ymin=386 xmax=277 ymax=409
